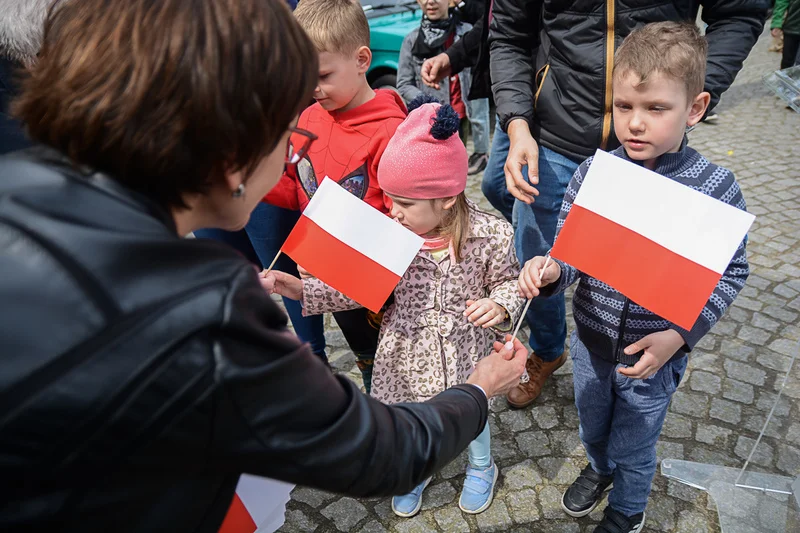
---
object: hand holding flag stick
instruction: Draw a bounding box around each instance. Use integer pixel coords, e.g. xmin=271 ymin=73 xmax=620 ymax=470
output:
xmin=506 ymin=254 xmax=551 ymax=351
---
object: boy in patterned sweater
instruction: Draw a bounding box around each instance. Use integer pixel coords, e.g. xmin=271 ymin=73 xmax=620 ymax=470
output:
xmin=518 ymin=22 xmax=750 ymax=533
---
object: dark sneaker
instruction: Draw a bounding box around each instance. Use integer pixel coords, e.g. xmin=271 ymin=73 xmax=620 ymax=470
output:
xmin=594 ymin=507 xmax=645 ymax=533
xmin=561 ymin=464 xmax=614 ymax=517
xmin=468 ymin=152 xmax=488 ymax=175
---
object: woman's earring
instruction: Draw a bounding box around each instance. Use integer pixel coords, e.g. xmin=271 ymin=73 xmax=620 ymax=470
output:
xmin=232 ymin=183 xmax=246 ymax=198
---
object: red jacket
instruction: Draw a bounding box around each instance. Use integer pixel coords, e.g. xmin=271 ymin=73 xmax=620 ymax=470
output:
xmin=265 ymin=90 xmax=407 ymax=214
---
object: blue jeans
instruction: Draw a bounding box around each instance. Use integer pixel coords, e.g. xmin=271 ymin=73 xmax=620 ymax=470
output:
xmin=571 ymin=332 xmax=687 ymax=516
xmin=466 ymin=98 xmax=490 ymax=154
xmin=513 ymin=145 xmax=580 ymax=360
xmin=195 ymin=203 xmax=327 ymax=359
xmin=480 ymin=116 xmax=514 ymax=223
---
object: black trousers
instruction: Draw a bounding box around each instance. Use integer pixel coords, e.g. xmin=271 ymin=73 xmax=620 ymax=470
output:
xmin=781 ymin=33 xmax=800 ymax=70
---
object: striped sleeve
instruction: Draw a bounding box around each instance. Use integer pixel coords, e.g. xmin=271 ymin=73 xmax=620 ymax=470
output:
xmin=670 ymin=170 xmax=750 ymax=350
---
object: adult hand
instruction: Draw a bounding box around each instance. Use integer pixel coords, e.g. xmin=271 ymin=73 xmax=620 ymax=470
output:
xmin=421 ymin=53 xmax=452 ymax=89
xmin=260 ymin=270 xmax=303 ymax=301
xmin=771 ymin=28 xmax=783 ymax=38
xmin=518 ymin=256 xmax=561 ymax=299
xmin=467 ymin=335 xmax=528 ymax=397
xmin=505 ymin=119 xmax=540 ymax=204
xmin=617 ymin=329 xmax=686 ymax=380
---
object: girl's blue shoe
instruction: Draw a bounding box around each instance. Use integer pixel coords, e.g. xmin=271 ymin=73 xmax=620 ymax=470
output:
xmin=391 ymin=477 xmax=431 ymax=518
xmin=459 ymin=460 xmax=498 ymax=514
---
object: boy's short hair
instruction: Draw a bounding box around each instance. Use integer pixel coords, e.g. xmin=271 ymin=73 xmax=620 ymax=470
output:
xmin=294 ymin=0 xmax=370 ymax=55
xmin=614 ymin=21 xmax=707 ymax=99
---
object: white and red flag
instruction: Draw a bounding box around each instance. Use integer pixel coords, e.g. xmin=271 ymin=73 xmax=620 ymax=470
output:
xmin=218 ymin=475 xmax=293 ymax=533
xmin=281 ymin=178 xmax=423 ymax=313
xmin=551 ymin=149 xmax=754 ymax=330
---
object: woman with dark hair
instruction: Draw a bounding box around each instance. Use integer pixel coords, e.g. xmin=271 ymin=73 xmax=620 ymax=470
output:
xmin=0 ymin=1 xmax=526 ymax=531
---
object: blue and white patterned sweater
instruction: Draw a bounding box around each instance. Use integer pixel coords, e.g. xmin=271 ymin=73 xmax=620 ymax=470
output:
xmin=543 ymin=142 xmax=750 ymax=365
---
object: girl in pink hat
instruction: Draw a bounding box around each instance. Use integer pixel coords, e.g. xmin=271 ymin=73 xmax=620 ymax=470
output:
xmin=264 ymin=95 xmax=522 ymax=516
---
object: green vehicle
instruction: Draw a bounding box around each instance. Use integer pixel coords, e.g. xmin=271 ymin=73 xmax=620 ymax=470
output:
xmin=361 ymin=0 xmax=422 ymax=90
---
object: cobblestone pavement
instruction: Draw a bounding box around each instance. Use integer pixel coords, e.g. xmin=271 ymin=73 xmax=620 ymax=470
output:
xmin=278 ymin=29 xmax=800 ymax=533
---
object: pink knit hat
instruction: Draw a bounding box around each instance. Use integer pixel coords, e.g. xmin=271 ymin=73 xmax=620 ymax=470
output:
xmin=378 ymin=96 xmax=468 ymax=200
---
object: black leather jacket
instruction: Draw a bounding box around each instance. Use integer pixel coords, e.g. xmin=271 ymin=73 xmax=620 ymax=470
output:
xmin=489 ymin=0 xmax=769 ymax=162
xmin=0 ymin=148 xmax=488 ymax=532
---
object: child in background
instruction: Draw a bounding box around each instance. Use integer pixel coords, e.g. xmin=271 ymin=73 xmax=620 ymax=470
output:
xmin=264 ymin=0 xmax=408 ymax=392
xmin=264 ymin=96 xmax=522 ymax=517
xmin=519 ymin=22 xmax=750 ymax=533
xmin=396 ymin=0 xmax=491 ymax=175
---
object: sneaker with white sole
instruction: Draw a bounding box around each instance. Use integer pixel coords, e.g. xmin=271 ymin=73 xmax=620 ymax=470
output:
xmin=391 ymin=477 xmax=431 ymax=518
xmin=561 ymin=464 xmax=614 ymax=517
xmin=458 ymin=460 xmax=498 ymax=514
xmin=594 ymin=507 xmax=645 ymax=533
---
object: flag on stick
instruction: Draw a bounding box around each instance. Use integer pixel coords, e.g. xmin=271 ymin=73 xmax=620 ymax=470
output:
xmin=551 ymin=149 xmax=754 ymax=330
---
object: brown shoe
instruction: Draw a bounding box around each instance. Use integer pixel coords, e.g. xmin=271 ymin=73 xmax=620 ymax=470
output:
xmin=506 ymin=351 xmax=567 ymax=409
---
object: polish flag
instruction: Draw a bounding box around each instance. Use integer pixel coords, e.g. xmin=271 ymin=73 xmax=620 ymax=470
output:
xmin=281 ymin=178 xmax=424 ymax=313
xmin=551 ymin=149 xmax=754 ymax=330
xmin=218 ymin=475 xmax=294 ymax=533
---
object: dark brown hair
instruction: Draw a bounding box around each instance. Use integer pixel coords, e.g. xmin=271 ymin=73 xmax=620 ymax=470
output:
xmin=14 ymin=0 xmax=318 ymax=209
xmin=294 ymin=0 xmax=370 ymax=54
xmin=613 ymin=21 xmax=708 ymax=100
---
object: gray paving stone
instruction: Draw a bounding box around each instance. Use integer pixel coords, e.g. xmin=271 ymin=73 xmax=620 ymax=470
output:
xmin=537 ymin=458 xmax=581 ymax=485
xmin=392 ymin=514 xmax=438 ymax=533
xmin=538 ymin=485 xmax=564 ymax=519
xmin=358 ymin=520 xmax=388 ymax=533
xmin=538 ymin=522 xmax=580 ymax=533
xmin=433 ymin=508 xmax=469 ymax=532
xmin=787 ymin=423 xmax=800 ymax=444
xmin=688 ymin=446 xmax=739 ymax=467
xmin=549 ymin=430 xmax=584 ymax=457
xmin=676 ymin=510 xmax=711 ymax=533
xmin=662 ymin=412 xmax=693 ymax=439
xmin=671 ymin=391 xmax=709 ymax=418
xmin=720 ymin=339 xmax=755 ymax=361
xmin=292 ymin=488 xmax=337 ymax=508
xmin=531 ymin=406 xmax=560 ymax=429
xmin=752 ymin=313 xmax=780 ymax=332
xmin=776 ymin=444 xmax=800 ymax=475
xmin=690 ymin=371 xmax=722 ymax=395
xmin=279 ymin=509 xmax=319 ymax=532
xmin=502 ymin=460 xmax=543 ymax=490
xmin=656 ymin=440 xmax=685 ymax=462
xmin=515 ymin=431 xmax=552 ymax=457
xmin=474 ymin=501 xmax=513 ymax=531
xmin=724 ymin=360 xmax=767 ymax=386
xmin=722 ymin=378 xmax=755 ymax=404
xmin=768 ymin=338 xmax=799 ymax=357
xmin=321 ymin=498 xmax=368 ymax=532
xmin=742 ymin=412 xmax=783 ymax=439
xmin=734 ymin=435 xmax=774 ymax=467
xmin=737 ymin=325 xmax=771 ymax=345
xmin=499 ymin=409 xmax=532 ymax=432
xmin=421 ymin=482 xmax=457 ymax=511
xmin=505 ymin=488 xmax=541 ymax=523
xmin=755 ymin=392 xmax=792 ymax=416
xmin=695 ymin=423 xmax=732 ymax=447
xmin=374 ymin=500 xmax=393 ymax=521
xmin=645 ymin=495 xmax=676 ymax=531
xmin=666 ymin=479 xmax=703 ymax=503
